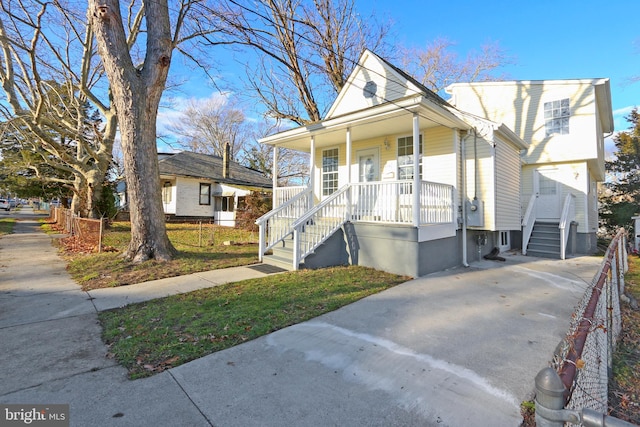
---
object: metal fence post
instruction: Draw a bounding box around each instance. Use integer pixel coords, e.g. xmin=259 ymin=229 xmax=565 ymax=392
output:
xmin=535 ymin=367 xmax=570 ymax=426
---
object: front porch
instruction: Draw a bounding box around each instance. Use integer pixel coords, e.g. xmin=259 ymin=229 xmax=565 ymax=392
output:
xmin=256 ymin=180 xmax=457 ymax=273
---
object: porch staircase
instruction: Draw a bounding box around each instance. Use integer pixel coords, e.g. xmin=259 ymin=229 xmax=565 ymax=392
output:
xmin=261 ymin=219 xmax=343 ymax=271
xmin=263 ymin=235 xmax=296 ymax=271
xmin=526 ymin=221 xmax=561 ymax=259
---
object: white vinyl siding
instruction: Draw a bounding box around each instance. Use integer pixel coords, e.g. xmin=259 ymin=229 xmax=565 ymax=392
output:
xmin=423 ymin=127 xmax=457 ymax=187
xmin=448 ymin=81 xmax=599 ymax=164
xmin=495 ymin=137 xmax=522 ymax=230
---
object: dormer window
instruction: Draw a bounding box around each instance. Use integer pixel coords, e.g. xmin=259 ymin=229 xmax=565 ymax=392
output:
xmin=544 ymin=98 xmax=570 ymax=136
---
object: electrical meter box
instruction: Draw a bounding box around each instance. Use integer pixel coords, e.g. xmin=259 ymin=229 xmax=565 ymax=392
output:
xmin=466 ymin=199 xmax=484 ymax=227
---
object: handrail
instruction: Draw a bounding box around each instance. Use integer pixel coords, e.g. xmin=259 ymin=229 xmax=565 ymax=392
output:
xmin=559 ymin=193 xmax=576 ymax=260
xmin=255 ymin=187 xmax=312 ymax=261
xmin=292 ymin=185 xmax=351 ymax=270
xmin=522 ymin=194 xmax=538 ymax=255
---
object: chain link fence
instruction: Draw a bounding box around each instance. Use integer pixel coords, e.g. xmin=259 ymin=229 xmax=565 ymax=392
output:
xmin=538 ymin=229 xmax=628 ymax=425
xmin=50 ymin=207 xmax=106 ymax=252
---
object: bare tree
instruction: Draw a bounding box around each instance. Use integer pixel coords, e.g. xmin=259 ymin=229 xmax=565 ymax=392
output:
xmin=204 ymin=0 xmax=391 ymax=125
xmin=167 ymin=95 xmax=252 ymax=160
xmin=400 ymin=37 xmax=512 ymax=94
xmin=0 ymin=2 xmax=117 ymax=217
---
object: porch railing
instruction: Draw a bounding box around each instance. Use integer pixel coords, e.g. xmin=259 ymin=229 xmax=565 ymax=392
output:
xmin=274 ymin=186 xmax=308 ymax=208
xmin=522 ymin=194 xmax=538 ymax=255
xmin=559 ymin=193 xmax=576 ymax=260
xmin=285 ymin=180 xmax=455 ymax=270
xmin=349 ymin=180 xmax=454 ymax=225
xmin=256 ymin=187 xmax=312 ymax=261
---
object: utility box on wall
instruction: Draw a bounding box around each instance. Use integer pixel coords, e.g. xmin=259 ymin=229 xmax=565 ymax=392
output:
xmin=466 ymin=199 xmax=484 ymax=227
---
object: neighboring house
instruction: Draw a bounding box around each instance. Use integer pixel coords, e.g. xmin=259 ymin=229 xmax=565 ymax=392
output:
xmin=256 ymin=50 xmax=528 ymax=277
xmin=156 ymin=149 xmax=272 ymax=226
xmin=446 ymin=79 xmax=613 ymax=256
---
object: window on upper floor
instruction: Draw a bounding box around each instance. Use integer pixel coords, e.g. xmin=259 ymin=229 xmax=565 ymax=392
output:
xmin=544 ymin=98 xmax=570 ymax=136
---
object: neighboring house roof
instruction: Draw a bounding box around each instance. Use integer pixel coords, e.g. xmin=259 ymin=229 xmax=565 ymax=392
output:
xmin=158 ymin=151 xmax=272 ymax=189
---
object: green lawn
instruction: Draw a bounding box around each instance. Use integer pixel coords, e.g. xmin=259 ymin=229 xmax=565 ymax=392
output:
xmin=99 ymin=266 xmax=409 ymax=379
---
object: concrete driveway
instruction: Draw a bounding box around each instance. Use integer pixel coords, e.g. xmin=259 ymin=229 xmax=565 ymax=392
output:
xmin=0 ymin=208 xmax=602 ymax=426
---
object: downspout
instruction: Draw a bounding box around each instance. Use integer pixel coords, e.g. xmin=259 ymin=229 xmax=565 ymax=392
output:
xmin=461 ymin=129 xmax=473 ymax=267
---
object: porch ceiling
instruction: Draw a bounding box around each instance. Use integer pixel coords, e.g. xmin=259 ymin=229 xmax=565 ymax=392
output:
xmin=260 ymin=96 xmax=470 ymax=152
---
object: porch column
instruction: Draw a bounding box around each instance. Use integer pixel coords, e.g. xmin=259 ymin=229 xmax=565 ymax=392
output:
xmin=272 ymin=145 xmax=278 ymax=208
xmin=413 ymin=113 xmax=420 ymax=226
xmin=346 ymin=128 xmax=352 ymax=183
xmin=346 ymin=128 xmax=352 ymax=220
xmin=309 ymin=136 xmax=315 ymax=207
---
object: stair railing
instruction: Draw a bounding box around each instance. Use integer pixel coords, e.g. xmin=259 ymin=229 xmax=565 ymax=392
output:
xmin=522 ymin=194 xmax=538 ymax=255
xmin=255 ymin=187 xmax=312 ymax=261
xmin=559 ymin=193 xmax=576 ymax=260
xmin=291 ymin=185 xmax=351 ymax=270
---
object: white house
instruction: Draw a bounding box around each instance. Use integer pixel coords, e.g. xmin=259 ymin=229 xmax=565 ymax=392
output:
xmin=157 ymin=150 xmax=272 ymax=226
xmin=446 ymin=79 xmax=613 ymax=256
xmin=256 ymin=50 xmax=528 ymax=277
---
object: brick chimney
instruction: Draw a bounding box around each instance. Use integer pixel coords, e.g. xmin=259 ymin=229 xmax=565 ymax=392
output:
xmin=223 ymin=142 xmax=230 ymax=179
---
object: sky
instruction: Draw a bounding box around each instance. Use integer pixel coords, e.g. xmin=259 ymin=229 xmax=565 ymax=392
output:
xmin=158 ymin=0 xmax=639 ymax=155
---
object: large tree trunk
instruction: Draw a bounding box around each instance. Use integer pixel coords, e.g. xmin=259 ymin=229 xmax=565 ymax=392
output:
xmin=119 ymin=85 xmax=175 ymax=262
xmin=89 ymin=0 xmax=175 ymax=262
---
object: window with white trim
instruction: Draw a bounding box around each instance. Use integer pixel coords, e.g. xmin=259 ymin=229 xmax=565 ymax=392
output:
xmin=214 ymin=196 xmax=234 ymax=212
xmin=397 ymin=135 xmax=423 ymax=180
xmin=544 ymin=98 xmax=570 ymax=136
xmin=199 ymin=183 xmax=211 ymax=205
xmin=162 ymin=181 xmax=172 ymax=204
xmin=322 ymin=148 xmax=339 ymax=196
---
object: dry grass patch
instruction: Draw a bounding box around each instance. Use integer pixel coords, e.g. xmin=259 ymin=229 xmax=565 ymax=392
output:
xmin=64 ymin=221 xmax=259 ymax=290
xmin=609 ymin=255 xmax=640 ymax=423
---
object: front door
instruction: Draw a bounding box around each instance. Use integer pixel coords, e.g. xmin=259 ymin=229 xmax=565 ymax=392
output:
xmin=534 ymin=169 xmax=562 ymax=220
xmin=356 ymin=148 xmax=380 ymax=219
xmin=358 ymin=148 xmax=380 ymax=183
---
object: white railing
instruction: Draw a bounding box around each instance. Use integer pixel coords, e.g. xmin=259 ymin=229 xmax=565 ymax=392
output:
xmin=420 ymin=181 xmax=454 ymax=224
xmin=559 ymin=193 xmax=576 ymax=260
xmin=288 ymin=181 xmax=455 ymax=270
xmin=349 ymin=180 xmax=454 ymax=225
xmin=522 ymin=194 xmax=538 ymax=255
xmin=292 ymin=185 xmax=351 ymax=270
xmin=256 ymin=187 xmax=312 ymax=261
xmin=274 ymin=186 xmax=308 ymax=208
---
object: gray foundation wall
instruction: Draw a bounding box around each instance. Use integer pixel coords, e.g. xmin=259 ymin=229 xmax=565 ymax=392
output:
xmin=307 ymin=222 xmax=505 ymax=278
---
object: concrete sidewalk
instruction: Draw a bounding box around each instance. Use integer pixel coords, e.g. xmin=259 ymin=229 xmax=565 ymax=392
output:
xmin=0 ymin=211 xmax=603 ymax=426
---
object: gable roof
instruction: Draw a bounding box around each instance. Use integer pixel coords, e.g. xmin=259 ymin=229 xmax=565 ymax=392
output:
xmin=325 ymin=49 xmax=453 ymax=120
xmin=158 ymin=151 xmax=271 ymax=189
xmin=259 ymin=49 xmax=527 ymax=152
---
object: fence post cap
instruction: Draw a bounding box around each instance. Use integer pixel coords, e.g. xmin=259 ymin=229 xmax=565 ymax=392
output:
xmin=535 ymin=367 xmax=565 ymax=397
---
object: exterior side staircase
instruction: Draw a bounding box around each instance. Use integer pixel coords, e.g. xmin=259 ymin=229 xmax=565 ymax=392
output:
xmin=526 ymin=221 xmax=561 ymax=259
